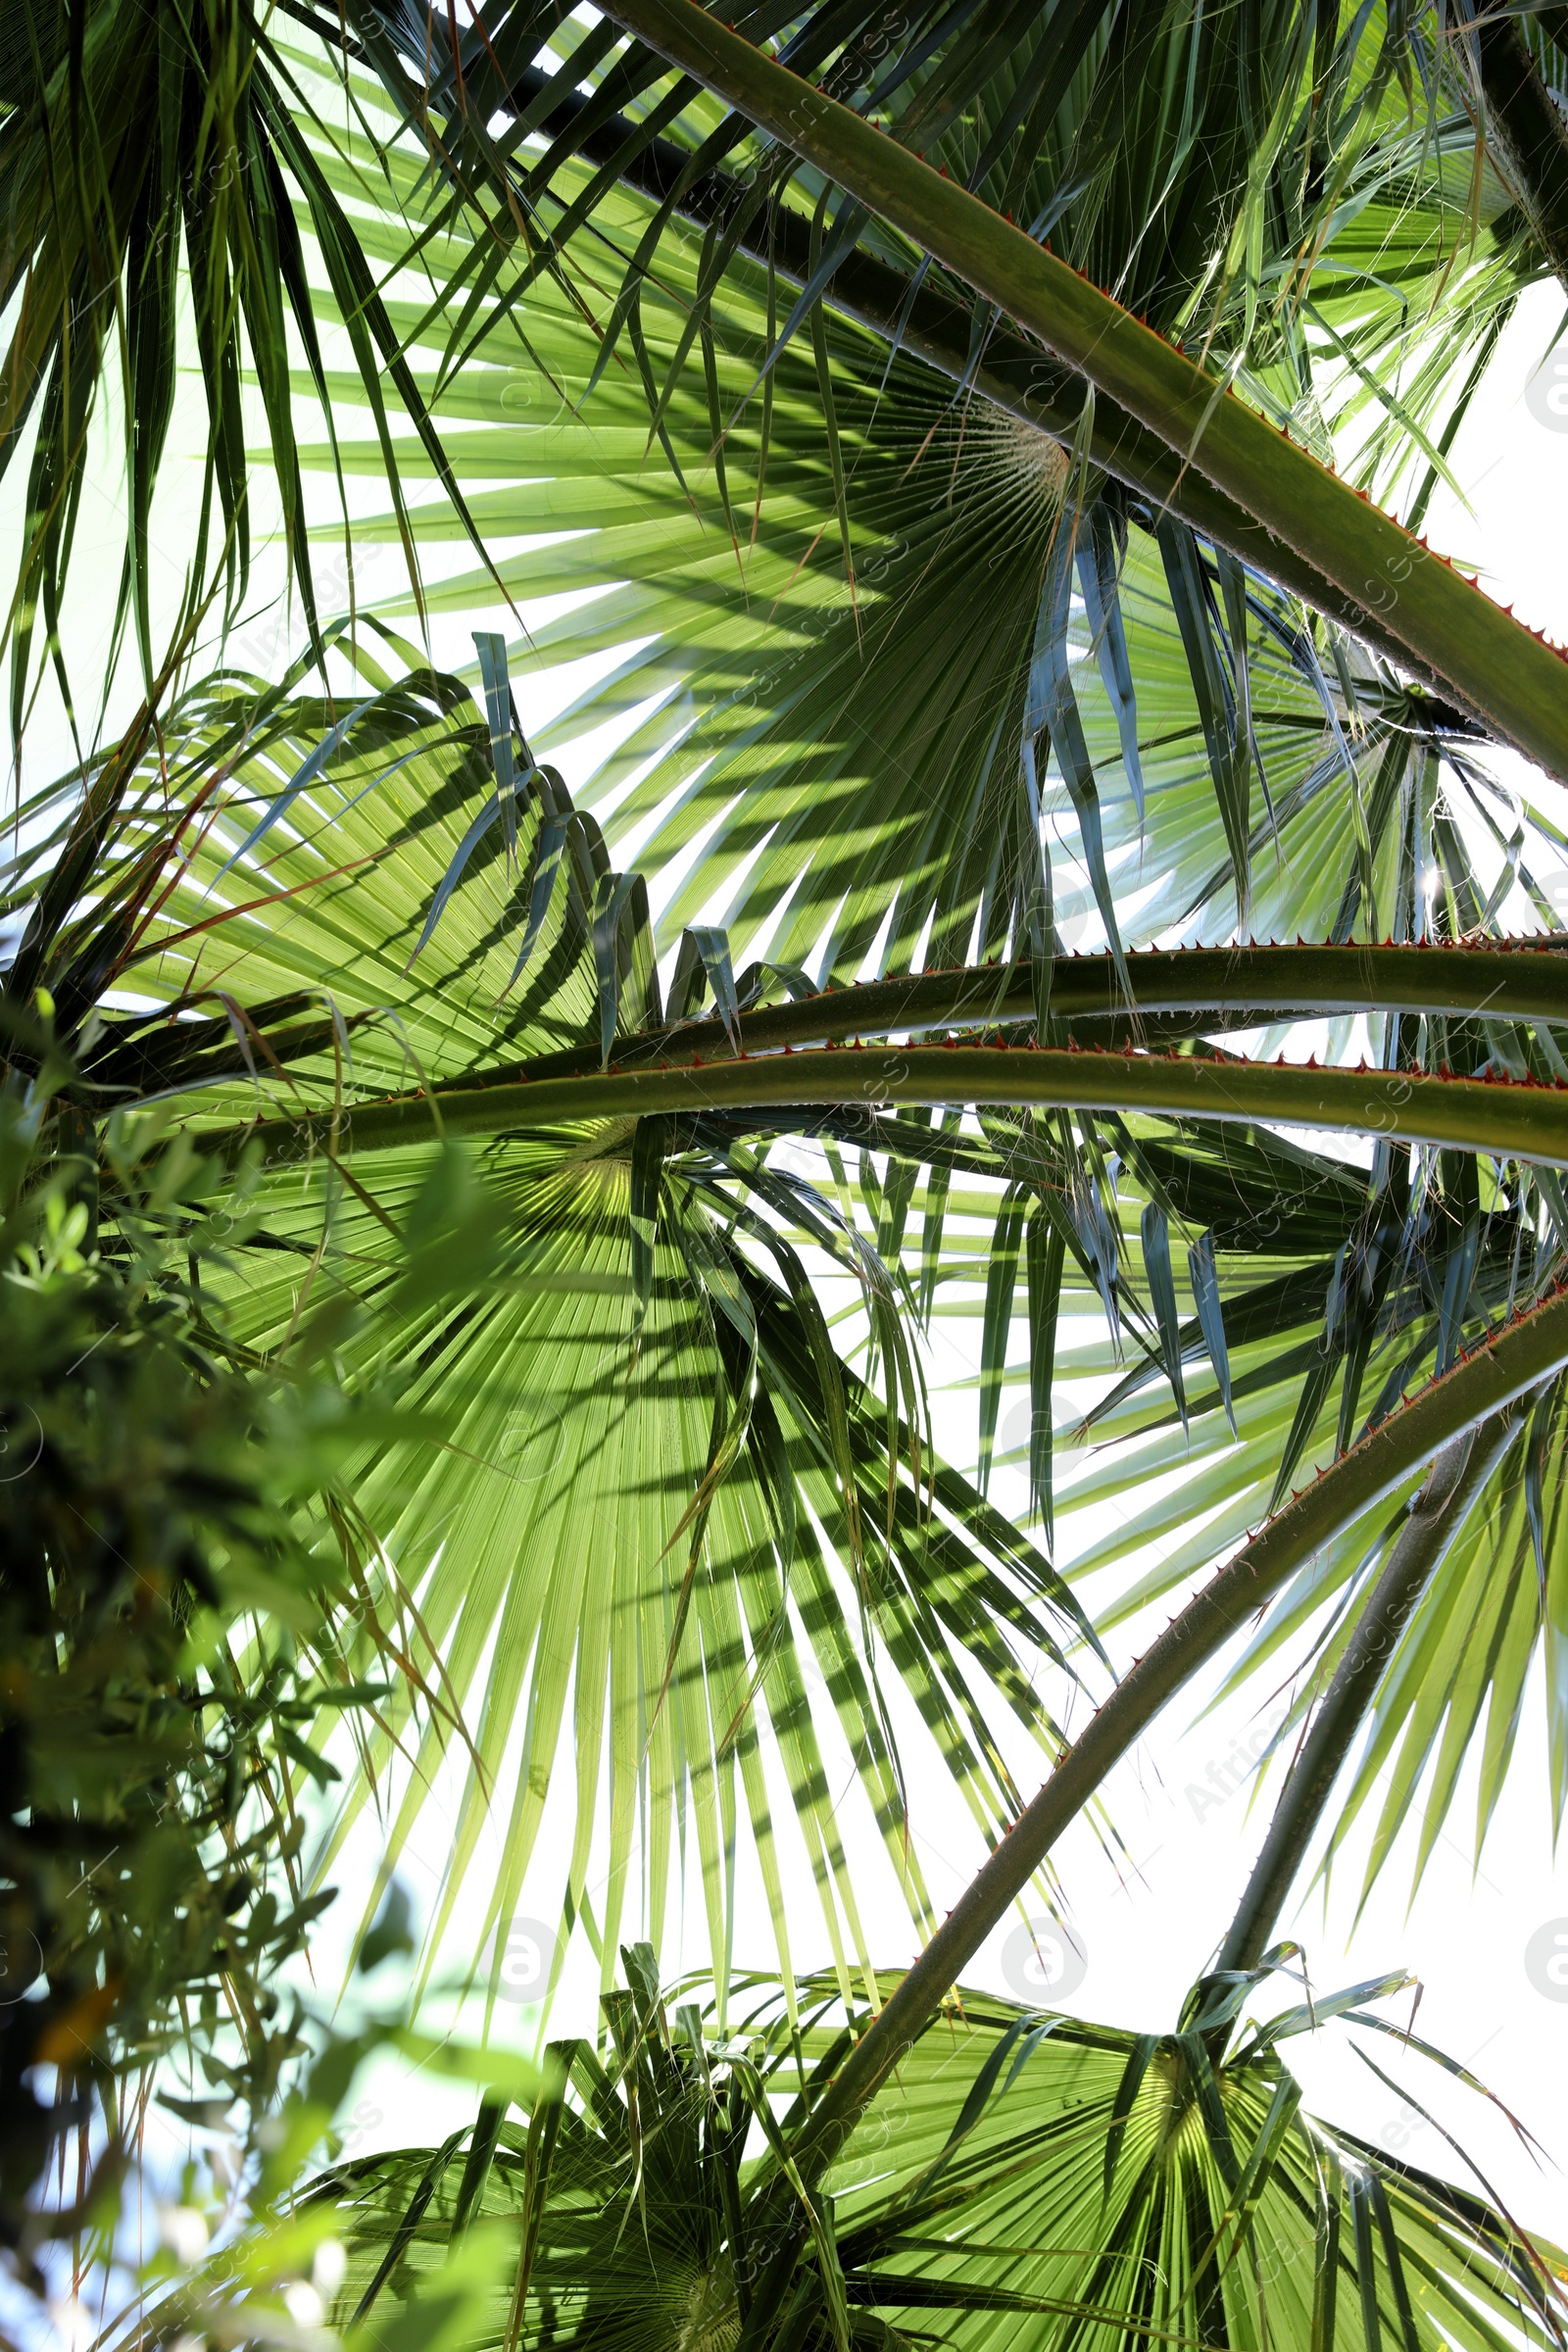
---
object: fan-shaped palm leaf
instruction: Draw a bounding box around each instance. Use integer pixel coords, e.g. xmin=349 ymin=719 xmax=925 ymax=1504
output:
xmin=296 ymin=1956 xmax=1568 ymax=2352
xmin=34 ymin=651 xmax=1108 ymax=2011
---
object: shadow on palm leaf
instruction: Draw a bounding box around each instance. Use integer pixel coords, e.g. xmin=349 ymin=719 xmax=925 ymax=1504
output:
xmin=19 ymin=639 xmax=1568 ymax=2348
xmin=10 ymin=639 xmax=1104 ymax=2017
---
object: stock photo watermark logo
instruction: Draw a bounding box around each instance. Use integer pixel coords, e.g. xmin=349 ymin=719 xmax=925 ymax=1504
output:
xmin=1183 ymin=1700 xmax=1289 ymax=1826
xmin=0 ymin=1401 xmax=43 ymax=1486
xmin=497 ymin=1915 xmax=560 ymax=2004
xmin=0 ymin=1923 xmax=42 ymax=2004
xmin=1000 ymin=1917 xmax=1089 ymax=2004
xmin=1524 ymin=1918 xmax=1568 ymax=2001
xmin=1527 ymin=347 xmax=1568 ymax=433
xmin=218 ymin=540 xmax=399 ymax=676
xmin=1377 ymin=2100 xmax=1430 ymax=2157
xmin=998 ymin=1396 xmax=1047 ymax=1465
xmin=1054 ymin=903 xmax=1095 ymax=955
xmin=502 ymin=1397 xmax=567 ymax=1485
xmin=336 ymin=2096 xmax=384 ymax=2158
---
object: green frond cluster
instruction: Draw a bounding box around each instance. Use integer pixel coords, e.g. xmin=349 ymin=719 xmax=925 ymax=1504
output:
xmin=7 ymin=0 xmax=1568 ymax=2336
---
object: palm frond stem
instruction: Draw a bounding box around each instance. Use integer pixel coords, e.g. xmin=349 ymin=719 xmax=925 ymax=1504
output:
xmin=105 ymin=941 xmax=1568 ymax=1106
xmin=502 ymin=943 xmax=1568 ymax=1083
xmin=1207 ymin=1398 xmax=1526 ymax=2000
xmin=225 ymin=1040 xmax=1568 ymax=1169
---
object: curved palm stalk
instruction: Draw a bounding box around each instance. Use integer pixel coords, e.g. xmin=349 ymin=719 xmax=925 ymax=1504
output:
xmin=509 ymin=941 xmax=1568 ymax=1077
xmin=230 ymin=1038 xmax=1568 ymax=1166
xmin=588 ymin=0 xmax=1568 ymax=778
xmin=1209 ymin=1399 xmax=1526 ymax=1992
xmin=723 ymin=1277 xmax=1568 ymax=2322
xmin=1471 ymin=5 xmax=1568 ymax=296
xmin=120 ymin=933 xmax=1567 ymax=1106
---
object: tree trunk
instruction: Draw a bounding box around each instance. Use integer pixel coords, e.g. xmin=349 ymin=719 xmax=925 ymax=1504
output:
xmin=1476 ymin=12 xmax=1568 ymax=298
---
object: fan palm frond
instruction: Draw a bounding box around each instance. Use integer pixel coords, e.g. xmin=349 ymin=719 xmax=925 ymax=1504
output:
xmin=298 ymin=1954 xmax=1568 ymax=2352
xmin=36 ymin=652 xmax=1108 ymax=2010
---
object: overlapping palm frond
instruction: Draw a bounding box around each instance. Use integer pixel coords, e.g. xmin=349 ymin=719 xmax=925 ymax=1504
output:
xmin=250 ymin=27 xmax=1554 ymax=1067
xmin=268 ymin=10 xmax=1568 ymax=1896
xmin=24 ymin=2 xmax=1568 ymax=1931
xmin=294 ymin=1952 xmax=1568 ymax=2352
xmin=16 ymin=33 xmax=1568 ymax=1955
xmin=17 ymin=644 xmax=1109 ymax=2011
xmin=274 ymin=29 xmax=1544 ymax=978
xmin=14 ymin=4 xmax=1568 ymax=2323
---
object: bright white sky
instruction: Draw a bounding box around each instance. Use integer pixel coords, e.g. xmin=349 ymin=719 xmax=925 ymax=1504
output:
xmin=7 ymin=245 xmax=1568 ymax=2289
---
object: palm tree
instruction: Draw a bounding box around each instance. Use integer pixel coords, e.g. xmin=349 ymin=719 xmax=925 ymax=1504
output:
xmin=6 ymin=0 xmax=1568 ymax=2344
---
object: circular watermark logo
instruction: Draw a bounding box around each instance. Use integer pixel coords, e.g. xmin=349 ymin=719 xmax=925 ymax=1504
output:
xmin=1524 ymin=1918 xmax=1568 ymax=2001
xmin=0 ymin=1406 xmax=42 ymax=1484
xmin=757 ymin=1615 xmax=829 ymax=1706
xmin=998 ymin=1397 xmax=1047 ymax=1464
xmin=496 ymin=1915 xmax=559 ymax=2003
xmin=797 ymin=1632 xmax=829 ymax=1697
xmin=337 ymin=2096 xmax=384 ymax=2156
xmin=1527 ymin=347 xmax=1568 ymax=432
xmin=501 ymin=1403 xmax=566 ymax=1485
xmin=1054 ymin=904 xmax=1093 ymax=954
xmin=1001 ymin=1917 xmax=1089 ymax=2005
xmin=0 ymin=1925 xmax=42 ymax=2004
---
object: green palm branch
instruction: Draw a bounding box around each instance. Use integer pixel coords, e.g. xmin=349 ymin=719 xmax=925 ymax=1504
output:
xmin=291 ymin=1950 xmax=1568 ymax=2352
xmin=26 ymin=652 xmax=1115 ymax=2012
xmin=0 ymin=0 xmax=500 ymax=734
xmin=11 ymin=0 xmax=1568 ymax=2325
